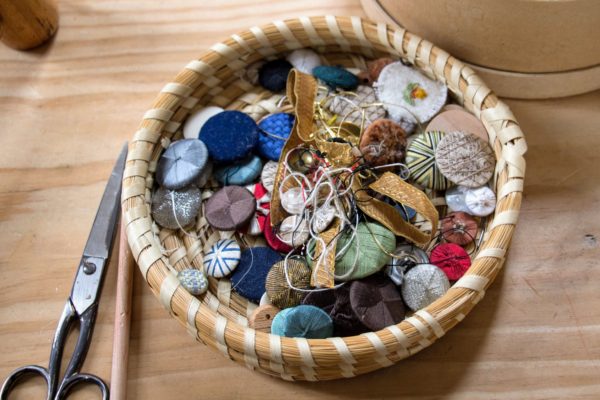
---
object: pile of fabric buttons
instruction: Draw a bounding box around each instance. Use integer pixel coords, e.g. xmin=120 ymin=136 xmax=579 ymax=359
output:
xmin=151 ymin=49 xmax=498 ymax=339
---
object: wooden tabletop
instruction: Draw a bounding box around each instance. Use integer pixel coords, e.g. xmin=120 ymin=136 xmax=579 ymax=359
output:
xmin=1 ymin=1 xmax=599 ymax=399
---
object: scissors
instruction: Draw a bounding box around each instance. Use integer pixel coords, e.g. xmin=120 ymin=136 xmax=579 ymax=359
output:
xmin=1 ymin=144 xmax=127 ymax=400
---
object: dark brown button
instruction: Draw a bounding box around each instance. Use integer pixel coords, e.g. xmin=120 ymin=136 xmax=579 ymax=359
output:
xmin=205 ymin=186 xmax=256 ymax=231
xmin=349 ymin=274 xmax=405 ymax=331
xmin=441 ymin=211 xmax=478 ymax=245
xmin=359 ymin=119 xmax=407 ymax=166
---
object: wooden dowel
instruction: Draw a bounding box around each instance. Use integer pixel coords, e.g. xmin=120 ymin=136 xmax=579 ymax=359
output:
xmin=0 ymin=0 xmax=59 ymax=50
xmin=110 ymin=215 xmax=135 ymax=400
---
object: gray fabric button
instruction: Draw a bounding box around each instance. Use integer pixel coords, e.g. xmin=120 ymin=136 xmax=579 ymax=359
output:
xmin=156 ymin=139 xmax=209 ymax=190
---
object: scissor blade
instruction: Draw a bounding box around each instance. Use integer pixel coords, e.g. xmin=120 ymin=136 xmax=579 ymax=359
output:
xmin=82 ymin=143 xmax=127 ymax=259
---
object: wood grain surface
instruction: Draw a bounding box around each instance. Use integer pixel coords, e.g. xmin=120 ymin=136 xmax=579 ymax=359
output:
xmin=1 ymin=1 xmax=599 ymax=399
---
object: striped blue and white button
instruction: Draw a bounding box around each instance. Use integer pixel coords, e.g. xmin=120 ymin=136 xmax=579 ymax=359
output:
xmin=203 ymin=239 xmax=242 ymax=278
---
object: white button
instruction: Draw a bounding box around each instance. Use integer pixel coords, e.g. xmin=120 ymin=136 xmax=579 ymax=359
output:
xmin=280 ymin=187 xmax=307 ymax=215
xmin=183 ymin=106 xmax=224 ymax=139
xmin=465 ymin=186 xmax=496 ymax=217
xmin=277 ymin=215 xmax=310 ymax=248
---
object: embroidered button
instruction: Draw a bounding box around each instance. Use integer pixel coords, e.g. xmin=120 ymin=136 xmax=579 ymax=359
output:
xmin=249 ymin=304 xmax=281 ymax=333
xmin=183 ymin=106 xmax=224 ymax=139
xmin=435 ymin=131 xmax=495 ymax=187
xmin=265 ymin=258 xmax=311 ymax=309
xmin=349 ymin=274 xmax=405 ymax=331
xmin=430 ymin=243 xmax=471 ymax=281
xmin=465 ymin=186 xmax=496 ymax=217
xmin=260 ymin=160 xmax=278 ymax=193
xmin=230 ymin=247 xmax=283 ymax=303
xmin=312 ymin=65 xmax=359 ymax=90
xmin=406 ymin=130 xmax=452 ymax=190
xmin=426 ymin=108 xmax=489 ymax=142
xmin=151 ymin=186 xmax=201 ymax=230
xmin=324 ymin=85 xmax=386 ymax=127
xmin=214 ymin=155 xmax=263 ymax=186
xmin=385 ymin=244 xmax=429 ymax=286
xmin=375 ymin=61 xmax=447 ymax=133
xmin=359 ymin=118 xmax=407 ymax=166
xmin=442 ymin=211 xmax=478 ymax=245
xmin=177 ymin=269 xmax=209 ymax=295
xmin=203 ymin=238 xmax=242 ymax=278
xmin=271 ymin=305 xmax=334 ymax=338
xmin=205 ymin=186 xmax=256 ymax=231
xmin=401 ymin=263 xmax=450 ymax=311
xmin=199 ymin=110 xmax=259 ymax=163
xmin=258 ymin=59 xmax=293 ymax=92
xmin=156 ymin=139 xmax=209 ymax=190
xmin=286 ymin=48 xmax=321 ymax=74
xmin=257 ymin=112 xmax=294 ymax=161
xmin=277 ymin=215 xmax=310 ymax=248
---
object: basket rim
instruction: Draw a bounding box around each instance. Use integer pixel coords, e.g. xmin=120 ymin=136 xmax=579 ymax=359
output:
xmin=122 ymin=15 xmax=527 ymax=381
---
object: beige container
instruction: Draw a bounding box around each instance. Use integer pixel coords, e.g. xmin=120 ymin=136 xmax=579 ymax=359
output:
xmin=361 ymin=0 xmax=600 ymax=98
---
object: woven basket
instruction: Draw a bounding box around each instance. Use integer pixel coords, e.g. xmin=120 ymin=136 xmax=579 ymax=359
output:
xmin=122 ymin=16 xmax=527 ymax=381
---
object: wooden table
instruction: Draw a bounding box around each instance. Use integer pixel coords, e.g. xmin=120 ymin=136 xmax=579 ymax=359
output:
xmin=1 ymin=1 xmax=599 ymax=399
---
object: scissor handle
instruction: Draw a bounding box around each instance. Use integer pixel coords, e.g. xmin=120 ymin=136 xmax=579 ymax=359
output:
xmin=0 ymin=365 xmax=52 ymax=400
xmin=56 ymin=373 xmax=108 ymax=400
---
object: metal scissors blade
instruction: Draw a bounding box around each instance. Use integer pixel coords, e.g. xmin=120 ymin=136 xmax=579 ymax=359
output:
xmin=83 ymin=143 xmax=128 ymax=259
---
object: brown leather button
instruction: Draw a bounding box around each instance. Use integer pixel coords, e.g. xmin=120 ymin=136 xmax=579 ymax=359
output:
xmin=249 ymin=305 xmax=281 ymax=333
xmin=205 ymin=186 xmax=257 ymax=231
xmin=359 ymin=119 xmax=407 ymax=166
xmin=349 ymin=274 xmax=405 ymax=331
xmin=426 ymin=108 xmax=489 ymax=142
xmin=441 ymin=211 xmax=478 ymax=245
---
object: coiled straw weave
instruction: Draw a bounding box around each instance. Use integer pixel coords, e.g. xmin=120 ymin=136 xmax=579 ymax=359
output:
xmin=122 ymin=16 xmax=527 ymax=381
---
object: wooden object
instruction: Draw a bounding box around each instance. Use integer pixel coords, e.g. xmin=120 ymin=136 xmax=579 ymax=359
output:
xmin=121 ymin=16 xmax=526 ymax=381
xmin=361 ymin=0 xmax=600 ymax=99
xmin=0 ymin=0 xmax=58 ymax=50
xmin=110 ymin=216 xmax=135 ymax=400
xmin=248 ymin=305 xmax=280 ymax=333
xmin=0 ymin=0 xmax=599 ymax=397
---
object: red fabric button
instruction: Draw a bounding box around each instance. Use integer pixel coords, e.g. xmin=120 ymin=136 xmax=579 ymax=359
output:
xmin=430 ymin=243 xmax=471 ymax=281
xmin=441 ymin=211 xmax=478 ymax=245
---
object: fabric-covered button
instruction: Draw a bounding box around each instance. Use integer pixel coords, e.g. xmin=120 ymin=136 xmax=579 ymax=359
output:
xmin=214 ymin=155 xmax=263 ymax=186
xmin=257 ymin=112 xmax=294 ymax=161
xmin=349 ymin=274 xmax=405 ymax=331
xmin=286 ymin=48 xmax=321 ymax=74
xmin=270 ymin=305 xmax=334 ymax=338
xmin=426 ymin=108 xmax=489 ymax=142
xmin=156 ymin=139 xmax=209 ymax=190
xmin=359 ymin=119 xmax=407 ymax=166
xmin=260 ymin=160 xmax=278 ymax=193
xmin=203 ymin=238 xmax=241 ymax=278
xmin=465 ymin=186 xmax=496 ymax=217
xmin=312 ymin=65 xmax=359 ymax=90
xmin=401 ymin=263 xmax=450 ymax=311
xmin=385 ymin=244 xmax=429 ymax=286
xmin=152 ymin=186 xmax=201 ymax=230
xmin=243 ymin=183 xmax=270 ymax=235
xmin=249 ymin=304 xmax=280 ymax=333
xmin=302 ymin=285 xmax=368 ymax=336
xmin=199 ymin=110 xmax=259 ymax=163
xmin=442 ymin=212 xmax=478 ymax=245
xmin=308 ymin=222 xmax=396 ymax=281
xmin=265 ymin=258 xmax=311 ymax=309
xmin=324 ymin=85 xmax=386 ymax=127
xmin=406 ymin=130 xmax=452 ymax=190
xmin=205 ymin=186 xmax=256 ymax=231
xmin=375 ymin=61 xmax=447 ymax=132
xmin=280 ymin=186 xmax=307 ymax=215
xmin=277 ymin=215 xmax=310 ymax=248
xmin=367 ymin=57 xmax=395 ymax=82
xmin=264 ymin=214 xmax=294 ymax=253
xmin=258 ymin=59 xmax=293 ymax=92
xmin=430 ymin=243 xmax=471 ymax=281
xmin=435 ymin=131 xmax=495 ymax=187
xmin=183 ymin=106 xmax=224 ymax=139
xmin=177 ymin=268 xmax=208 ymax=295
xmin=230 ymin=247 xmax=283 ymax=303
